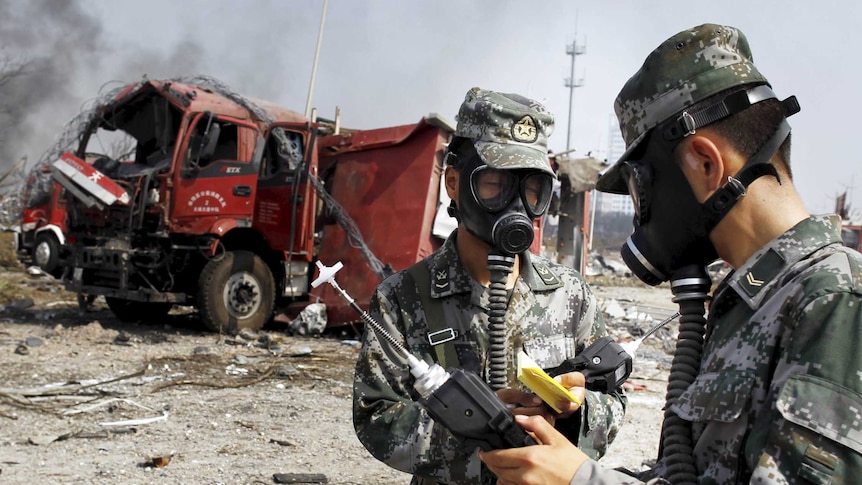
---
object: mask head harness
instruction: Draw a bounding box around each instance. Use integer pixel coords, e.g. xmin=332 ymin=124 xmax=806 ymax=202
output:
xmin=659 ymin=85 xmax=800 ymax=231
xmin=617 ymin=85 xmax=800 ymax=286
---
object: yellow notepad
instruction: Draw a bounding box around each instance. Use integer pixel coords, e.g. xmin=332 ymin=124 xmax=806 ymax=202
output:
xmin=517 ymin=350 xmax=580 ymax=413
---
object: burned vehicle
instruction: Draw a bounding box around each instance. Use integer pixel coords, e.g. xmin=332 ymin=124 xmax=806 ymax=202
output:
xmin=54 ymin=78 xmax=453 ymax=333
xmin=17 ymin=165 xmax=69 ymax=277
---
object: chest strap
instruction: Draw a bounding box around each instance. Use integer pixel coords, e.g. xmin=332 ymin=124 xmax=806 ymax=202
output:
xmin=405 ymin=262 xmax=460 ymax=369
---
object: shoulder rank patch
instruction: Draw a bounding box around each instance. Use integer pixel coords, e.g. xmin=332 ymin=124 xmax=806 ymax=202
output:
xmin=433 ymin=269 xmax=450 ymax=292
xmin=532 ymin=261 xmax=562 ymax=288
xmin=739 ymin=248 xmax=785 ymax=298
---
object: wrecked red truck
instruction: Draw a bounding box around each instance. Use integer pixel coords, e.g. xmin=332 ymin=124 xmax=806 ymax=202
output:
xmin=18 ymin=165 xmax=69 ymax=277
xmin=52 ymin=78 xmax=456 ymax=333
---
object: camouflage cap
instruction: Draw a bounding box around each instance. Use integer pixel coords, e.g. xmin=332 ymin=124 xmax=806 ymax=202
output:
xmin=596 ymin=23 xmax=770 ymax=193
xmin=454 ymin=87 xmax=555 ymax=176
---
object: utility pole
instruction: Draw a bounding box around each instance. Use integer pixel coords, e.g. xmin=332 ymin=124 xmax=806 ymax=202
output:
xmin=305 ymin=0 xmax=329 ymax=120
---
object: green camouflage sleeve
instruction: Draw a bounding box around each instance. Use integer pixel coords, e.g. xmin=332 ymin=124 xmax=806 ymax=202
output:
xmin=751 ymin=290 xmax=862 ymax=481
xmin=353 ymin=284 xmax=484 ymax=484
xmin=560 ymin=279 xmax=627 ymax=460
xmin=566 ymin=386 xmax=627 ymax=460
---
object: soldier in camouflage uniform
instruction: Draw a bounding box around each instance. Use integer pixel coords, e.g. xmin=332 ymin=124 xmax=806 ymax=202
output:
xmin=480 ymin=24 xmax=862 ymax=484
xmin=353 ymin=87 xmax=627 ymax=485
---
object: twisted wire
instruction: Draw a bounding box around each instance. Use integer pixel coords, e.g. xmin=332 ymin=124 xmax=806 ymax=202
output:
xmin=307 ymin=173 xmax=391 ymax=280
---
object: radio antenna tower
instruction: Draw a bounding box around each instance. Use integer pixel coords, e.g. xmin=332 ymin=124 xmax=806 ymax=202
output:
xmin=564 ymin=24 xmax=586 ymax=152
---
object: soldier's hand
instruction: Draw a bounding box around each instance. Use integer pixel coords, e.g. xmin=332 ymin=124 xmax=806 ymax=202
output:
xmin=553 ymin=371 xmax=586 ymax=419
xmin=479 ymin=415 xmax=589 ymax=485
xmin=495 ymin=388 xmax=555 ymax=425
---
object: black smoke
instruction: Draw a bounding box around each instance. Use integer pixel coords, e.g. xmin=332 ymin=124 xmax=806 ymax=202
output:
xmin=0 ymin=0 xmax=206 ymax=170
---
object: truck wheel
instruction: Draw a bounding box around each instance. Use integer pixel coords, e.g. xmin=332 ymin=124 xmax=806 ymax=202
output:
xmin=198 ymin=250 xmax=274 ymax=333
xmin=105 ymin=297 xmax=173 ymax=323
xmin=33 ymin=233 xmax=61 ymax=277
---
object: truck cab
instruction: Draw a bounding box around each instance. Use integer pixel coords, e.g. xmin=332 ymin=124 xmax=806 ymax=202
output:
xmin=57 ymin=79 xmax=312 ymax=331
xmin=18 ymin=167 xmax=68 ymax=277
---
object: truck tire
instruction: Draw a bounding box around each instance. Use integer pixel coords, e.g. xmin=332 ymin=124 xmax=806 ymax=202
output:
xmin=198 ymin=250 xmax=274 ymax=333
xmin=33 ymin=232 xmax=61 ymax=277
xmin=105 ymin=297 xmax=173 ymax=323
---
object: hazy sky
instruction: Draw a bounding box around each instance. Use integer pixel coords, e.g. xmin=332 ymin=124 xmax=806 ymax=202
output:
xmin=4 ymin=0 xmax=859 ymax=215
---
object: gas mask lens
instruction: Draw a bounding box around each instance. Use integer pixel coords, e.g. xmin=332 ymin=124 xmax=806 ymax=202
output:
xmin=470 ymin=167 xmax=553 ymax=218
xmin=619 ymin=160 xmax=651 ymax=225
xmin=522 ymin=172 xmax=553 ymax=217
xmin=472 ymin=166 xmax=518 ymax=212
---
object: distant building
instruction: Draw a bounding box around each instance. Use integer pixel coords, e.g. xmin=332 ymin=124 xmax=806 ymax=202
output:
xmin=593 ymin=118 xmax=634 ymax=217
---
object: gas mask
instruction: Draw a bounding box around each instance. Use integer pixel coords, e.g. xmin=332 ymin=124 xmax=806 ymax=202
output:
xmin=450 ymin=154 xmax=553 ymax=256
xmin=618 ymin=151 xmax=719 ymax=286
xmin=619 ymin=118 xmax=793 ymax=286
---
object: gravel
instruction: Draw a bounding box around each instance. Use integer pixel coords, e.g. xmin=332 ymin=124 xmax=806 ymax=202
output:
xmin=0 ymin=270 xmax=679 ymax=484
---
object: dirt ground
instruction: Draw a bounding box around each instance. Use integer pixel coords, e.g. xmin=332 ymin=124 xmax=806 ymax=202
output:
xmin=0 ymin=261 xmax=679 ymax=485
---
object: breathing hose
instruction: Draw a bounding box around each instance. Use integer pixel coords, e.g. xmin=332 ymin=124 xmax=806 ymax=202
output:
xmin=486 ymin=250 xmax=516 ymax=391
xmin=660 ymin=265 xmax=711 ymax=484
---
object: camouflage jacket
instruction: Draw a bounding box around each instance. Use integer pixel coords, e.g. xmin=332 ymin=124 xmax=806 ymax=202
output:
xmin=353 ymin=232 xmax=626 ymax=485
xmin=571 ymin=214 xmax=862 ymax=484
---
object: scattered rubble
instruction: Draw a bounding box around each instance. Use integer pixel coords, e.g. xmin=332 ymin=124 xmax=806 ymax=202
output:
xmin=288 ymin=303 xmax=328 ymax=336
xmin=0 ymin=251 xmax=683 ymax=483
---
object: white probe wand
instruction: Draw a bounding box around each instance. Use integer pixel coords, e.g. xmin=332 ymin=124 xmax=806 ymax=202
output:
xmin=312 ymin=260 xmax=543 ymax=450
xmin=311 ymin=260 xmax=448 ymax=394
xmin=618 ymin=311 xmax=681 ymax=358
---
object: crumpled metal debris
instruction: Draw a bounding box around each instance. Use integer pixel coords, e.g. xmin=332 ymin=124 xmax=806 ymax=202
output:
xmin=288 ymin=302 xmax=327 ymax=336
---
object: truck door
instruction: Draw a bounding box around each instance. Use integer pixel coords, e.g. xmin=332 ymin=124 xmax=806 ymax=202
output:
xmin=254 ymin=124 xmax=318 ymax=260
xmin=171 ymin=113 xmax=260 ymax=233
